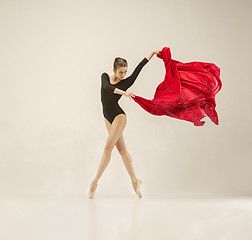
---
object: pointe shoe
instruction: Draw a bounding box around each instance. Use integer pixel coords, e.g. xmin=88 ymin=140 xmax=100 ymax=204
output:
xmin=89 ymin=178 xmax=99 ymax=199
xmin=131 ymin=178 xmax=142 ymax=198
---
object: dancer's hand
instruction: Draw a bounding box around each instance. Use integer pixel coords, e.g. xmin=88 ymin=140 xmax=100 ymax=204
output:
xmin=124 ymin=91 xmax=136 ymax=100
xmin=153 ymin=50 xmax=161 ymax=54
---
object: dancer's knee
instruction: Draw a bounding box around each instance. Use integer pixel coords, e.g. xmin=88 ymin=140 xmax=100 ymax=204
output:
xmin=104 ymin=143 xmax=114 ymax=153
xmin=118 ymin=147 xmax=127 ymax=156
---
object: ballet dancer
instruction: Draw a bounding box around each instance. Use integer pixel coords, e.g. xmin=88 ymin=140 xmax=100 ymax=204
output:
xmin=88 ymin=50 xmax=160 ymax=198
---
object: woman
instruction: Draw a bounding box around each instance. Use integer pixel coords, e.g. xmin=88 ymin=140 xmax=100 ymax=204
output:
xmin=89 ymin=50 xmax=160 ymax=199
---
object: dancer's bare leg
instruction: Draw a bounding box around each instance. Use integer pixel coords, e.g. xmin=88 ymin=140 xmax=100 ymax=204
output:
xmin=89 ymin=114 xmax=126 ymax=193
xmin=104 ymin=119 xmax=137 ymax=181
xmin=104 ymin=118 xmax=142 ymax=195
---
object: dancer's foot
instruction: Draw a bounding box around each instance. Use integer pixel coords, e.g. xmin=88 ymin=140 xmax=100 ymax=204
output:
xmin=131 ymin=177 xmax=142 ymax=198
xmin=89 ymin=177 xmax=99 ymax=199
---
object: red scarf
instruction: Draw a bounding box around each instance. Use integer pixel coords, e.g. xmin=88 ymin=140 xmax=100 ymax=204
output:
xmin=132 ymin=47 xmax=222 ymax=126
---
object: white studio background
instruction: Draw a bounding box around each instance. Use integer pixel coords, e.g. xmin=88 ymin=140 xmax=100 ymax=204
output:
xmin=0 ymin=0 xmax=251 ymax=196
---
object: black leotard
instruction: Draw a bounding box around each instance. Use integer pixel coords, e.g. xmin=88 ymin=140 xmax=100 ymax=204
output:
xmin=101 ymin=57 xmax=149 ymax=124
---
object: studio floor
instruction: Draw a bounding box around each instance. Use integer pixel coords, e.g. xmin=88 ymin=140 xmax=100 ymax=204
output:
xmin=0 ymin=194 xmax=252 ymax=240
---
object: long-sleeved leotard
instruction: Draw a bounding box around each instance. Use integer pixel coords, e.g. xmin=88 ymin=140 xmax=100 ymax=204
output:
xmin=101 ymin=57 xmax=149 ymax=124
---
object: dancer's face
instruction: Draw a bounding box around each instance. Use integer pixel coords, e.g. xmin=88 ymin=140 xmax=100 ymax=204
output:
xmin=114 ymin=67 xmax=127 ymax=80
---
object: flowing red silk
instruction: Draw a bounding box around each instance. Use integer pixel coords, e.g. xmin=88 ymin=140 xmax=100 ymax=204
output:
xmin=132 ymin=47 xmax=222 ymax=126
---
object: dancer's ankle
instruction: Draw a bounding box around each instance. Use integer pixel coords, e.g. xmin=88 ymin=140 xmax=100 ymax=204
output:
xmin=131 ymin=177 xmax=137 ymax=182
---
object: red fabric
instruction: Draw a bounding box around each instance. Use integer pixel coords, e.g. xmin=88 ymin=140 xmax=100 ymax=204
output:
xmin=132 ymin=47 xmax=222 ymax=126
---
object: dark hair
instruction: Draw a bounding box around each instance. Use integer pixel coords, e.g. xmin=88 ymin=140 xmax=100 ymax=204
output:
xmin=113 ymin=57 xmax=127 ymax=71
